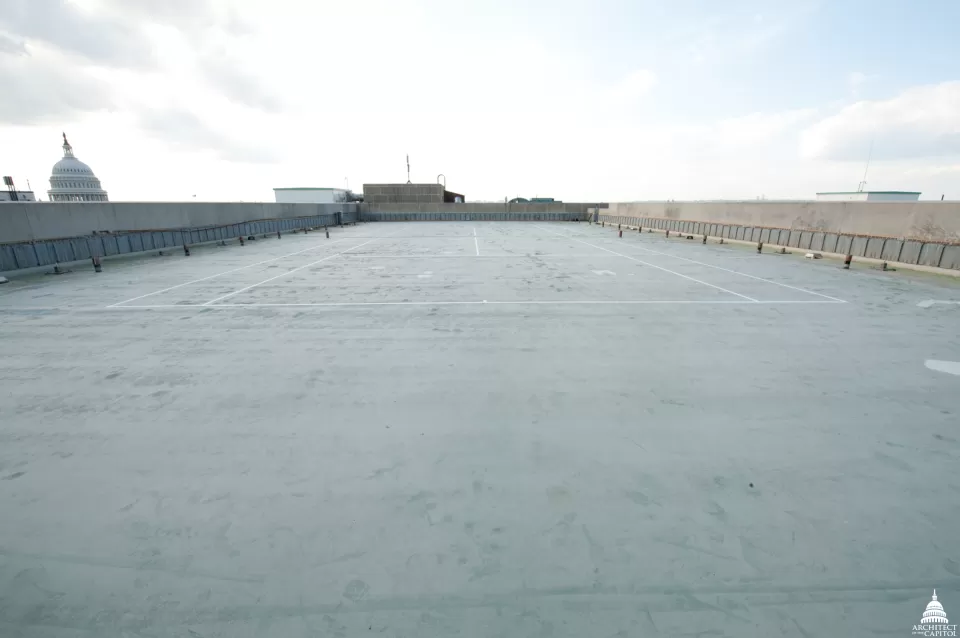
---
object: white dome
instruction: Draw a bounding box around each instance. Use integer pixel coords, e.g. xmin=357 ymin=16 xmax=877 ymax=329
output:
xmin=52 ymin=157 xmax=95 ymax=176
xmin=47 ymin=134 xmax=109 ymax=203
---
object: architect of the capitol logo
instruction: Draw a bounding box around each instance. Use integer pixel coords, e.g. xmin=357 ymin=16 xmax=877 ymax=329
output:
xmin=913 ymin=590 xmax=957 ymax=636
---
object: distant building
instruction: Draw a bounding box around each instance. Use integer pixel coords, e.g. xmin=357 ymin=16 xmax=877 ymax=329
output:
xmin=0 ymin=190 xmax=36 ymax=202
xmin=48 ymin=134 xmax=109 ymax=202
xmin=1 ymin=176 xmax=36 ymax=202
xmin=364 ymin=183 xmax=464 ymax=204
xmin=816 ymin=191 xmax=920 ymax=202
xmin=274 ymin=187 xmax=361 ymax=204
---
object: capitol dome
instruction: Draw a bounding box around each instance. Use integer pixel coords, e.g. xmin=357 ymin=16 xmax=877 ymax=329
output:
xmin=922 ymin=590 xmax=949 ymax=624
xmin=47 ymin=133 xmax=109 ymax=202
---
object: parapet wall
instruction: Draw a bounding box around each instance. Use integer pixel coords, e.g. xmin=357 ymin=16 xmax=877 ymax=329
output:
xmin=0 ymin=202 xmax=359 ymax=272
xmin=596 ymin=201 xmax=960 ymax=242
xmin=596 ymin=202 xmax=960 ymax=270
xmin=0 ymin=202 xmax=359 ymax=243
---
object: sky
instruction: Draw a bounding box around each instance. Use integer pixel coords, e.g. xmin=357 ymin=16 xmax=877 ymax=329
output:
xmin=1 ymin=0 xmax=959 ymax=202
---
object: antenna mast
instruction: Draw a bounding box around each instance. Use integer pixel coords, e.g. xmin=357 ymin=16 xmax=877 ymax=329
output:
xmin=3 ymin=176 xmax=18 ymax=202
xmin=406 ymin=154 xmax=411 ymax=184
xmin=857 ymin=139 xmax=874 ymax=192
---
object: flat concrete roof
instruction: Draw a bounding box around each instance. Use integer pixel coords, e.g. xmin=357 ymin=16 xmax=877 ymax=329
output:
xmin=2 ymin=222 xmax=959 ymax=636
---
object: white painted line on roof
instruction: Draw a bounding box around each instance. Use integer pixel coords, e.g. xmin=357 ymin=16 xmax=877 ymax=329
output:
xmin=549 ymin=223 xmax=848 ymax=303
xmin=534 ymin=225 xmax=759 ymax=302
xmin=106 ymin=238 xmax=350 ymax=308
xmin=622 ymin=243 xmax=847 ymax=303
xmin=200 ymin=236 xmax=383 ymax=306
xmin=337 ymin=254 xmax=608 ymax=258
xmin=473 ymin=227 xmax=480 ymax=256
xmin=105 ymin=299 xmax=846 ymax=309
xmin=925 ymin=360 xmax=960 ymax=376
xmin=917 ymin=300 xmax=960 ymax=308
xmin=745 ymin=300 xmax=847 ymax=304
xmin=342 ymin=235 xmax=476 ymax=239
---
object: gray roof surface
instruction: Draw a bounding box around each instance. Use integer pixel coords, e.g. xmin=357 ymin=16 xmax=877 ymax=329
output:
xmin=1 ymin=221 xmax=959 ymax=636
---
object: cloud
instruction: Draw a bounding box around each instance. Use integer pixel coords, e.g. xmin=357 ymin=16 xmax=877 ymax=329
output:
xmin=0 ymin=32 xmax=27 ymax=55
xmin=0 ymin=0 xmax=154 ymax=67
xmin=101 ymin=0 xmax=213 ymax=29
xmin=98 ymin=0 xmax=252 ymax=35
xmin=197 ymin=50 xmax=283 ymax=112
xmin=904 ymin=164 xmax=960 ymax=177
xmin=2 ymin=2 xmax=958 ymax=203
xmin=606 ymin=70 xmax=657 ymax=103
xmin=653 ymin=109 xmax=818 ymax=161
xmin=709 ymin=109 xmax=817 ymax=147
xmin=847 ymin=70 xmax=878 ymax=99
xmin=0 ymin=47 xmax=113 ymax=124
xmin=1 ymin=0 xmax=280 ymax=114
xmin=136 ymin=107 xmax=280 ymax=164
xmin=800 ymin=81 xmax=960 ymax=160
xmin=848 ymin=71 xmax=868 ymax=89
xmin=663 ymin=2 xmax=819 ymax=65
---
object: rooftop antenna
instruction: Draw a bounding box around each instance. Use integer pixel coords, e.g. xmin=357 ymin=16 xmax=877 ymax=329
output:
xmin=857 ymin=139 xmax=874 ymax=192
xmin=3 ymin=176 xmax=18 ymax=202
xmin=406 ymin=154 xmax=411 ymax=184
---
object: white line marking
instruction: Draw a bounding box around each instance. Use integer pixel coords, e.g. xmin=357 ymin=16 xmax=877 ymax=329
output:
xmin=200 ymin=237 xmax=382 ymax=306
xmin=317 ymin=235 xmax=476 ymax=239
xmin=742 ymin=300 xmax=847 ymax=304
xmin=548 ymin=223 xmax=847 ymax=303
xmin=473 ymin=227 xmax=480 ymax=256
xmin=624 ymin=243 xmax=847 ymax=303
xmin=917 ymin=300 xmax=960 ymax=308
xmin=106 ymin=238 xmax=350 ymax=307
xmin=534 ymin=225 xmax=758 ymax=302
xmin=337 ymin=254 xmax=607 ymax=258
xmin=106 ymin=299 xmax=846 ymax=309
xmin=925 ymin=360 xmax=960 ymax=376
xmin=342 ymin=237 xmax=478 ymax=241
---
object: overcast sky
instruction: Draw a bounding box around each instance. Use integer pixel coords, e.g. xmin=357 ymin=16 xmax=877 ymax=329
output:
xmin=1 ymin=0 xmax=959 ymax=202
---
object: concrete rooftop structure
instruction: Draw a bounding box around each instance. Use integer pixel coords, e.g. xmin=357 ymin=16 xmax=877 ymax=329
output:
xmin=364 ymin=183 xmax=465 ymax=205
xmin=1 ymin=222 xmax=959 ymax=636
